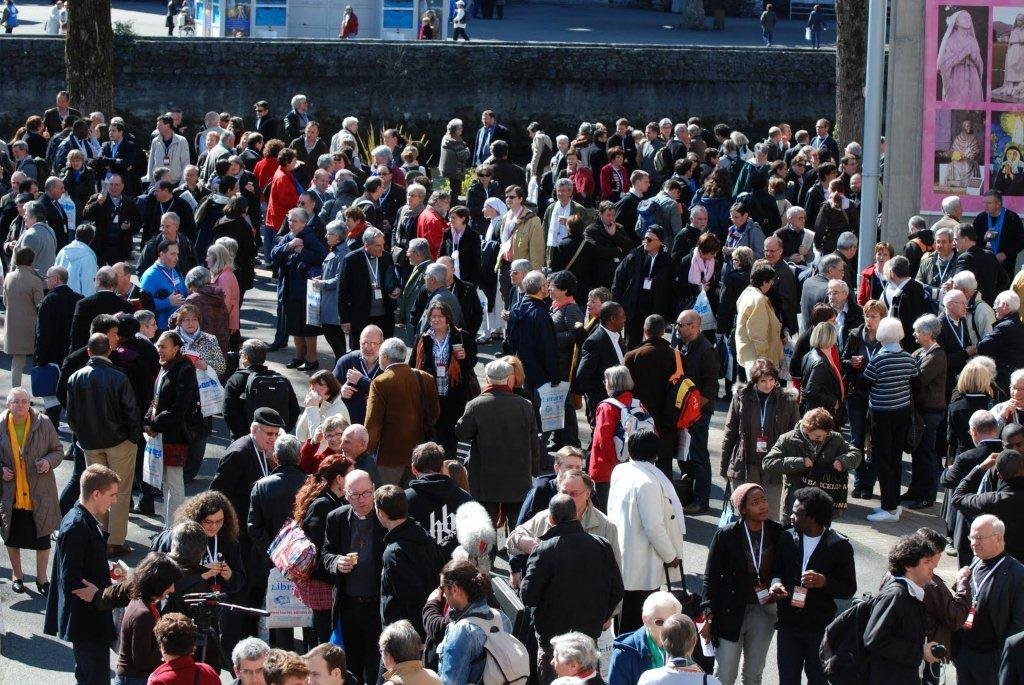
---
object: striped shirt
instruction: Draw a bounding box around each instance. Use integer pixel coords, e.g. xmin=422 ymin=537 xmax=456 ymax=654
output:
xmin=862 ymin=347 xmax=919 ymax=411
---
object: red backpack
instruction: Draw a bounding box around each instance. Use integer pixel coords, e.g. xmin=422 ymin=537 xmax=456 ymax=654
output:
xmin=668 ymin=348 xmax=704 ymax=429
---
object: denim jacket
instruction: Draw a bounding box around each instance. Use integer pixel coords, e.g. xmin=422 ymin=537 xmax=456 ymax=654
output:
xmin=437 ymin=600 xmax=512 ymax=684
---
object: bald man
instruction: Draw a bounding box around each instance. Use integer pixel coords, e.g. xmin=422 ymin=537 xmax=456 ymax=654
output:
xmin=340 ymin=424 xmax=381 ymax=486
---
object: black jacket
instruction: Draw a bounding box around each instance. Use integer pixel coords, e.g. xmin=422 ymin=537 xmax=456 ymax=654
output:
xmin=941 ymin=439 xmax=1003 ymax=563
xmin=465 ymin=179 xmax=503 ymax=234
xmin=953 ymin=469 xmax=1024 ymax=564
xmin=520 ymin=519 xmax=624 ymax=643
xmin=957 ymin=553 xmax=1024 ymax=654
xmin=320 ymin=504 xmax=387 ymax=627
xmin=864 ymin=579 xmax=928 ymax=685
xmin=612 ymin=247 xmax=675 ymax=322
xmin=573 ymin=325 xmax=623 ymax=401
xmin=43 ymin=503 xmax=114 ymax=644
xmin=507 ymin=295 xmax=561 ymax=393
xmin=339 ymin=247 xmax=398 ymax=331
xmin=775 ymin=527 xmax=856 ymax=631
xmin=956 ymin=245 xmax=1003 ymax=305
xmin=82 ymin=192 xmax=143 ymax=263
xmin=65 ymin=357 xmax=140 ymax=450
xmin=938 ymin=314 xmax=971 ymax=394
xmin=69 ymin=289 xmax=134 ymax=350
xmin=702 ymin=519 xmax=785 ymax=643
xmin=380 ymin=519 xmax=443 ymax=638
xmin=35 ymin=284 xmax=82 ymax=366
xmin=210 ymin=435 xmax=273 ymax=544
xmin=97 ymin=137 xmax=138 ymax=185
xmin=674 ymin=250 xmax=722 ymax=314
xmin=146 ymin=355 xmax=202 ymax=448
xmin=881 ymin=278 xmax=929 ymax=352
xmin=138 ymin=194 xmax=196 ymax=244
xmin=515 ymin=474 xmax=558 ymax=527
xmin=300 ymin=491 xmax=344 ymax=584
xmin=1001 ymin=630 xmax=1024 ymax=683
xmin=974 ymin=209 xmax=1024 ymax=277
xmin=614 ymin=192 xmax=643 ymax=240
xmin=440 ymin=228 xmax=482 ymax=288
xmin=253 ymin=115 xmax=283 ymax=143
xmin=678 ymin=333 xmax=719 ymax=413
xmin=247 ymin=463 xmax=308 ymax=585
xmin=405 ymin=473 xmax=474 ymax=558
xmin=139 ymin=231 xmax=198 ymax=279
xmin=717 ymin=266 xmax=750 ymax=335
xmin=222 ymin=364 xmax=300 ymax=439
xmin=800 ymin=349 xmax=843 ymax=419
xmin=978 ymin=316 xmax=1024 ymax=392
xmin=583 ymin=221 xmax=633 ymax=290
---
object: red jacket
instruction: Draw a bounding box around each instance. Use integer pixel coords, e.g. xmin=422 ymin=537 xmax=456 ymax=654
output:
xmin=265 ymin=167 xmax=300 ymax=230
xmin=857 ymin=264 xmax=881 ymax=306
xmin=340 ymin=12 xmax=358 ymax=37
xmin=590 ymin=391 xmax=642 ymax=484
xmin=253 ymin=157 xmax=279 ymax=196
xmin=417 ymin=207 xmax=448 ymax=260
xmin=298 ymin=440 xmax=343 ymax=474
xmin=599 ymin=163 xmax=627 ymax=201
xmin=148 ymin=656 xmax=220 ymax=685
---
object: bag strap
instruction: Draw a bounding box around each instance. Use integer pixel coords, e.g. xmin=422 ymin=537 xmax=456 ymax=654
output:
xmin=564 ymin=238 xmax=588 ymax=272
xmin=670 ymin=348 xmax=685 ymax=384
xmin=193 ymin=664 xmax=201 ymax=685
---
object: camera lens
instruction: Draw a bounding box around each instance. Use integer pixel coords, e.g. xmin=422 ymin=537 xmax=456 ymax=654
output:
xmin=931 ymin=644 xmax=947 ymax=659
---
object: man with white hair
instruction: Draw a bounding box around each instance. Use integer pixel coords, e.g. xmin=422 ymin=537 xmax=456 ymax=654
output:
xmin=938 ymin=289 xmax=975 ymax=394
xmin=827 ymin=278 xmax=862 ymax=349
xmin=340 ymin=227 xmax=399 ymax=348
xmin=365 ymin=337 xmax=439 ymax=485
xmin=396 ymin=238 xmax=431 ymax=339
xmin=232 ymin=636 xmax=271 ymax=685
xmin=414 ymin=261 xmax=464 ymax=332
xmin=16 ymin=199 xmax=57 ymax=275
xmin=774 ymin=205 xmax=815 ymax=266
xmin=507 ymin=269 xmax=561 ymax=396
xmin=932 ymin=195 xmax=963 ymax=233
xmin=951 ymin=514 xmax=1024 ymax=685
xmin=977 ymin=290 xmax=1024 ymax=391
xmin=550 ymin=134 xmax=571 ymax=176
xmin=330 ymin=116 xmax=359 ymax=158
xmin=607 ymin=590 xmax=683 ymax=683
xmin=283 ymin=94 xmax=310 ymax=143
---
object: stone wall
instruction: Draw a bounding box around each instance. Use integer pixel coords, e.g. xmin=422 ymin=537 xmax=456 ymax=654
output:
xmin=1 ymin=37 xmax=836 ymax=161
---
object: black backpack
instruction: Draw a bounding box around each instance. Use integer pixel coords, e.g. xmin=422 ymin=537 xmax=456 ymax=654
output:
xmin=654 ymin=145 xmax=673 ymax=176
xmin=33 ymin=156 xmax=51 ymax=181
xmin=242 ymin=369 xmax=292 ymax=427
xmin=819 ymin=593 xmax=877 ymax=685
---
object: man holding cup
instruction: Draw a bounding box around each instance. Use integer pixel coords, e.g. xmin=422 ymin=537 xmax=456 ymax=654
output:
xmin=320 ymin=469 xmax=386 ymax=684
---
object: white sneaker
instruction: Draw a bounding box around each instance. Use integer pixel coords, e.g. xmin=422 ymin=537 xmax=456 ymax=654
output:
xmin=866 ymin=508 xmax=901 ymax=522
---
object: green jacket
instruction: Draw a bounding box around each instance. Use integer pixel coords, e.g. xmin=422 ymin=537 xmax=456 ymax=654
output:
xmin=762 ymin=428 xmax=861 ymax=516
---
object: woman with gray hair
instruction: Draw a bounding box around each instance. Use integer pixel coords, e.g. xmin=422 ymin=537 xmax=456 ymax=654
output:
xmin=313 ymin=219 xmax=350 ymax=360
xmin=439 ymin=118 xmax=471 ymax=198
xmin=906 ymin=314 xmax=948 ymax=510
xmin=639 ymin=614 xmax=721 ymax=684
xmin=589 ymin=365 xmax=644 ymax=509
xmin=861 ymin=317 xmax=920 ymax=522
xmin=205 ymin=243 xmax=240 ymax=351
xmin=549 ymin=631 xmax=602 ymax=682
xmin=183 ymin=265 xmax=231 ymax=357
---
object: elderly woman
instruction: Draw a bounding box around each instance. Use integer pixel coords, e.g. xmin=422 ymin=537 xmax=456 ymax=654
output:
xmin=590 ymin=365 xmax=647 ymax=510
xmin=721 ymin=359 xmax=799 ymax=517
xmin=0 ymin=387 xmax=63 ymax=594
xmin=145 ymin=332 xmax=203 ymax=525
xmin=183 ymin=266 xmax=230 ymax=357
xmin=313 ymin=219 xmax=349 ymax=361
xmin=676 ymin=231 xmax=722 ymax=317
xmin=763 ymin=407 xmax=861 ymax=517
xmin=734 ymin=262 xmax=782 ymax=377
xmin=205 ymin=242 xmax=240 ymax=352
xmin=3 ymin=247 xmax=43 ymax=388
xmin=843 ymin=298 xmax=887 ymax=500
xmin=297 ymin=414 xmax=351 ymax=474
xmin=549 ymin=632 xmax=603 ymax=683
xmin=856 ymin=241 xmax=894 ymax=306
xmin=297 ymin=370 xmax=350 ymax=445
xmin=439 ymin=119 xmax=471 ymax=199
xmin=115 ymin=552 xmax=184 ymax=685
xmin=380 ymin=619 xmax=442 ymax=685
xmin=951 ymin=270 xmax=996 ymax=342
xmin=272 ymin=206 xmax=327 ymax=371
xmin=859 ymin=317 xmax=919 ymax=522
xmin=170 ymin=302 xmax=227 ymax=386
xmin=905 ymin=314 xmax=948 ymax=511
xmin=549 ymin=270 xmax=584 ymax=449
xmin=60 ymin=149 xmax=97 ymax=218
xmin=413 ymin=301 xmax=479 ymax=456
xmin=800 ymin=322 xmax=845 ymax=423
xmin=716 ymin=245 xmax=754 ymax=347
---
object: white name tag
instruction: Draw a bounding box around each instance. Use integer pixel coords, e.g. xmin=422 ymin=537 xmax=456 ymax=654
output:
xmin=642 ymin=277 xmax=653 ymax=291
xmin=791 ymin=586 xmax=808 ymax=608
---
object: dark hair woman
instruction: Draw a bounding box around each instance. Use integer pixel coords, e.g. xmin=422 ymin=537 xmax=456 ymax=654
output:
xmin=437 ymin=559 xmax=507 ymax=683
xmin=689 ymin=166 xmax=734 ymax=240
xmin=115 ymin=552 xmax=184 ymax=685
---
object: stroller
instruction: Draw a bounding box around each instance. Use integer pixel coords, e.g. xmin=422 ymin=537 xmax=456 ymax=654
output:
xmin=176 ymin=6 xmax=195 ymax=35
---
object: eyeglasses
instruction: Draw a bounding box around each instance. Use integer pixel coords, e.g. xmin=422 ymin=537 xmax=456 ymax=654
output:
xmin=969 ymin=531 xmax=1000 ymax=542
xmin=505 ymin=195 xmax=518 ymax=200
xmin=346 ymin=489 xmax=374 ymax=501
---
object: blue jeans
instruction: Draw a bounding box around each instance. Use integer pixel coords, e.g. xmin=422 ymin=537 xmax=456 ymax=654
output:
xmin=777 ymin=625 xmax=827 ymax=685
xmin=848 ymin=395 xmax=874 ymax=491
xmin=811 ymin=29 xmax=821 ymax=48
xmin=683 ymin=412 xmax=713 ymax=508
xmin=762 ymin=29 xmax=773 ymax=45
xmin=909 ymin=410 xmax=944 ymax=503
xmin=114 ymin=677 xmax=149 ymax=685
xmin=261 ymin=225 xmax=276 ymax=265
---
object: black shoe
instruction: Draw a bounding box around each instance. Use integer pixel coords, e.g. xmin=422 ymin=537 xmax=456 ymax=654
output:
xmin=297 ymin=360 xmax=319 ymax=372
xmin=285 ymin=358 xmax=304 ymax=369
xmin=11 ymin=578 xmax=24 ymax=593
xmin=36 ymin=581 xmax=50 ymax=596
xmin=134 ymin=498 xmax=155 ymax=515
xmin=907 ymin=500 xmax=935 ymax=510
xmin=267 ymin=342 xmax=287 ymax=352
xmin=899 ymin=491 xmax=919 ymax=502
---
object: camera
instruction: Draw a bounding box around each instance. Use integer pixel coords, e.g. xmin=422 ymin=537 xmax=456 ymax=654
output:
xmin=931 ymin=644 xmax=947 ymax=659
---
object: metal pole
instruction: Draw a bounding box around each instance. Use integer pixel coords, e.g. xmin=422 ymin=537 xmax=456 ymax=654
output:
xmin=858 ymin=0 xmax=887 ymax=273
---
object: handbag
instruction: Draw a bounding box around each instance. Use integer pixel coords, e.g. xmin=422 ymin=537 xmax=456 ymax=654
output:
xmin=663 ymin=563 xmax=714 ymax=673
xmin=268 ymin=518 xmax=317 ymax=581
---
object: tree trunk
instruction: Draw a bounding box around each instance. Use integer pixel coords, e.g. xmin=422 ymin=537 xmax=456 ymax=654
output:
xmin=678 ymin=0 xmax=706 ymax=29
xmin=66 ymin=0 xmax=114 ymax=115
xmin=834 ymin=0 xmax=868 ymax=145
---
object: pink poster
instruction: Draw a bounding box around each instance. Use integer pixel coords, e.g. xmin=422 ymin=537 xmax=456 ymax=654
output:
xmin=920 ymin=1 xmax=1024 ymax=213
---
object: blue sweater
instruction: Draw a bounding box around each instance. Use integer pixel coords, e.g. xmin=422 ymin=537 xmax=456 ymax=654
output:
xmin=139 ymin=263 xmax=189 ymax=329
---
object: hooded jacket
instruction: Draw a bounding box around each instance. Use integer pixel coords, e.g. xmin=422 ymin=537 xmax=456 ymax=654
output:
xmin=607 ymin=626 xmax=653 ymax=685
xmin=54 ymin=239 xmax=98 ymax=296
xmin=405 ymin=473 xmax=474 ymax=558
xmin=380 ymin=518 xmax=444 ymax=638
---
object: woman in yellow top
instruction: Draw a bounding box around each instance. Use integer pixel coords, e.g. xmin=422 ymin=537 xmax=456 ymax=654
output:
xmin=0 ymin=387 xmax=64 ymax=595
xmin=734 ymin=262 xmax=783 ymax=377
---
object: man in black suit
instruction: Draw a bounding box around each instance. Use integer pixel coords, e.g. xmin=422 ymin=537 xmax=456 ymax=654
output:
xmin=36 ymin=265 xmax=83 ymax=423
xmin=974 ymin=190 xmax=1024 ymax=279
xmin=1001 ymin=630 xmax=1024 ymax=683
xmin=42 ymin=91 xmax=81 ymax=139
xmin=96 ymin=122 xmax=139 ymax=193
xmin=339 ymin=227 xmax=399 ymax=349
xmin=774 ymin=487 xmax=857 ymax=685
xmin=42 ymin=176 xmax=70 ymax=250
xmin=437 ymin=255 xmax=483 ymax=337
xmin=827 ymin=279 xmax=864 ymax=353
xmin=953 ymin=449 xmax=1024 ymax=562
xmin=472 ymin=109 xmax=511 ymax=167
xmin=612 ymin=224 xmax=674 ymax=349
xmin=440 ymin=211 xmax=482 ymax=287
xmin=282 ymin=94 xmax=311 ymax=144
xmin=765 ymin=235 xmax=800 ymax=335
xmin=941 ymin=409 xmax=1003 ymax=566
xmin=800 ymin=254 xmax=845 ymax=333
xmin=82 ymin=174 xmax=142 ymax=266
xmin=978 ymin=291 xmax=1024 ymax=392
xmin=55 ymin=120 xmax=97 ymax=174
xmin=573 ymin=301 xmax=627 ymax=422
xmin=320 ymin=469 xmax=387 ymax=685
xmin=879 ymin=256 xmax=928 ymax=352
xmin=674 ymin=309 xmax=720 ymax=515
xmin=810 ymin=118 xmax=841 ymax=165
xmin=955 ymin=224 xmax=1004 ymax=305
xmin=69 ymin=266 xmax=134 ymax=349
xmin=43 ymin=464 xmax=120 ymax=685
xmin=251 ymin=100 xmax=283 ymax=142
xmin=487 ymin=140 xmax=526 ymax=194
xmin=951 ymin=512 xmax=1024 ymax=685
xmin=138 ymin=180 xmax=196 ymax=244
xmin=614 ymin=170 xmax=651 ymax=240
xmin=375 ymin=166 xmax=406 ymax=233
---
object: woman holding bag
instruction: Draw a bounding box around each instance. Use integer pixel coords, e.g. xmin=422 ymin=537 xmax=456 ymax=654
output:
xmin=675 ymin=232 xmax=722 ymax=332
xmin=145 ymin=331 xmax=203 ymax=526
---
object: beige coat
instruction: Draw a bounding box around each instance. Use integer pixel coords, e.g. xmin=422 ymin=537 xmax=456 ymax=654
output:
xmin=383 ymin=660 xmax=441 ymax=685
xmin=3 ymin=265 xmax=44 ymax=355
xmin=365 ymin=363 xmax=440 ymax=469
xmin=498 ymin=209 xmax=545 ymax=271
xmin=507 ymin=501 xmax=621 ymax=567
xmin=735 ymin=285 xmax=783 ymax=365
xmin=0 ymin=408 xmax=64 ymax=540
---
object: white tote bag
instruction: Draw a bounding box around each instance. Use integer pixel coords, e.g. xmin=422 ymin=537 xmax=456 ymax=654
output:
xmin=197 ymin=367 xmax=224 ymax=417
xmin=143 ymin=433 xmax=164 ymax=490
xmin=264 ymin=568 xmax=314 ymax=629
xmin=693 ymin=289 xmax=717 ymax=331
xmin=306 ymin=279 xmax=321 ymax=327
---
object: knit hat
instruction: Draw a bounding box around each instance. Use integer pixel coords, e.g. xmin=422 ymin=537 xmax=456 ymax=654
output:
xmin=730 ymin=483 xmax=765 ymax=515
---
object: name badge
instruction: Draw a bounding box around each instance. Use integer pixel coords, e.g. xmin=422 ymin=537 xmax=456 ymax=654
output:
xmin=755 ymin=583 xmax=771 ymax=605
xmin=163 ymin=156 xmax=171 ymax=165
xmin=963 ymin=606 xmax=976 ymax=630
xmin=112 ymin=213 xmax=120 ymax=224
xmin=756 ymin=434 xmax=768 ymax=453
xmin=436 ymin=366 xmax=447 ymax=379
xmin=642 ymin=277 xmax=653 ymax=291
xmin=373 ymin=286 xmax=383 ymax=301
xmin=791 ymin=586 xmax=808 ymax=608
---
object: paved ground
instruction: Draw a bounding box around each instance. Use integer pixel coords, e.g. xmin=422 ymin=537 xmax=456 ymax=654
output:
xmin=0 ymin=256 xmax=959 ymax=682
xmin=7 ymin=0 xmax=836 ymax=47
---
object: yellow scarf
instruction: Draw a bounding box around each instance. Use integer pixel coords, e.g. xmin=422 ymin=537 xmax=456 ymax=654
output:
xmin=7 ymin=413 xmax=32 ymax=511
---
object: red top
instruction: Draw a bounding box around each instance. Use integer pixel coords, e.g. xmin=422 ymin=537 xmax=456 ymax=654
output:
xmin=417 ymin=206 xmax=448 ymax=260
xmin=856 ymin=264 xmax=878 ymax=307
xmin=590 ymin=391 xmax=634 ymax=484
xmin=298 ymin=440 xmax=343 ymax=474
xmin=599 ymin=163 xmax=627 ymax=201
xmin=253 ymin=157 xmax=279 ymax=195
xmin=147 ymin=656 xmax=220 ymax=685
xmin=341 ymin=13 xmax=358 ymax=37
xmin=265 ymin=167 xmax=299 ymax=230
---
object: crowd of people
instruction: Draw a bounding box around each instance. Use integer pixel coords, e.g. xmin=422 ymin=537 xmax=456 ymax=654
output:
xmin=5 ymin=91 xmax=1024 ymax=685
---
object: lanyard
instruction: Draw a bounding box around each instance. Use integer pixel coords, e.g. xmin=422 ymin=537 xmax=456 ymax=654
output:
xmin=936 ymin=255 xmax=954 ymax=284
xmin=743 ymin=522 xmax=765 ymax=579
xmin=204 ymin=535 xmax=218 ymax=564
xmin=433 ymin=330 xmax=451 ymax=361
xmin=757 ymin=394 xmax=769 ymax=433
xmin=946 ymin=315 xmax=966 ymax=350
xmin=365 ymin=253 xmax=380 ymax=285
xmin=359 ymin=357 xmax=380 ymax=379
xmin=161 ymin=137 xmax=174 ymax=156
xmin=157 ymin=265 xmax=179 ymax=288
xmin=971 ymin=556 xmax=1006 ymax=607
xmin=253 ymin=438 xmax=269 ymax=477
xmin=158 ymin=199 xmax=170 ymax=215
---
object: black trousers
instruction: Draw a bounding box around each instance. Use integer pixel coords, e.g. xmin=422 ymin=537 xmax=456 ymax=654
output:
xmin=870 ymin=408 xmax=911 ymax=511
xmin=323 ymin=323 xmax=348 ymax=360
xmin=341 ymin=598 xmax=382 ymax=685
xmin=955 ymin=645 xmax=998 ymax=685
xmin=619 ymin=589 xmax=652 ymax=634
xmin=777 ymin=624 xmax=827 ymax=684
xmin=452 ymin=27 xmax=469 ymax=41
xmin=73 ymin=641 xmax=110 ymax=685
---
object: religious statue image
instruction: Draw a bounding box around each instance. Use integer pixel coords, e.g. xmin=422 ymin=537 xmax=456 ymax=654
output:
xmin=937 ymin=8 xmax=986 ymax=103
xmin=993 ymin=12 xmax=1024 ymax=102
xmin=991 ymin=113 xmax=1024 ymax=196
xmin=934 ymin=110 xmax=984 ymax=194
xmin=944 ymin=117 xmax=983 ymax=187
